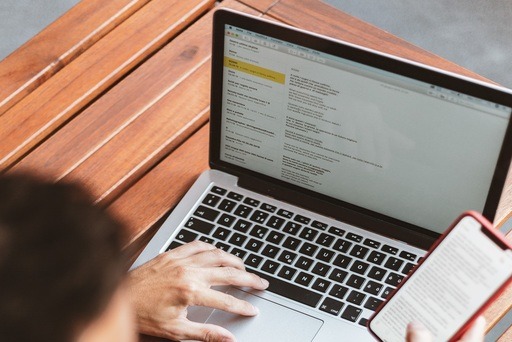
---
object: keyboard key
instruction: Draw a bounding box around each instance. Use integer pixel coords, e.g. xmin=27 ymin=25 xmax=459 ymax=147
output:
xmin=346 ymin=290 xmax=366 ymax=305
xmin=227 ymin=191 xmax=243 ymax=201
xmin=266 ymin=231 xmax=285 ymax=245
xmin=228 ymin=233 xmax=247 ymax=246
xmin=346 ymin=232 xmax=363 ymax=242
xmin=341 ymin=305 xmax=362 ymax=322
xmin=311 ymin=220 xmax=328 ymax=230
xmin=311 ymin=262 xmax=331 ymax=277
xmin=261 ymin=260 xmax=280 ymax=274
xmin=249 ymin=269 xmax=321 ymax=307
xmin=333 ymin=254 xmax=352 ymax=269
xmin=368 ymin=266 xmax=387 ymax=281
xmin=261 ymin=203 xmax=277 ymax=213
xmin=249 ymin=210 xmax=269 ymax=223
xmin=400 ymin=251 xmax=417 ymax=261
xmin=202 ymin=193 xmax=221 ymax=207
xmin=277 ymin=265 xmax=296 ymax=280
xmin=278 ymin=250 xmax=297 ymax=265
xmin=246 ymin=254 xmax=263 ymax=268
xmin=294 ymin=215 xmax=311 ymax=225
xmin=262 ymin=245 xmax=281 ymax=258
xmin=299 ymin=227 xmax=319 ymax=241
xmin=295 ymin=271 xmax=314 ymax=287
xmin=295 ymin=256 xmax=314 ymax=270
xmin=266 ymin=216 xmax=285 ymax=229
xmin=218 ymin=199 xmax=237 ymax=212
xmin=277 ymin=209 xmax=294 ymax=219
xmin=346 ymin=274 xmax=365 ymax=289
xmin=363 ymin=238 xmax=381 ymax=249
xmin=199 ymin=236 xmax=214 ymax=244
xmin=402 ymin=262 xmax=415 ymax=275
xmin=316 ymin=233 xmax=335 ymax=247
xmin=283 ymin=236 xmax=301 ymax=251
xmin=230 ymin=248 xmax=247 ymax=259
xmin=333 ymin=238 xmax=352 ymax=253
xmin=175 ymin=229 xmax=198 ymax=243
xmin=243 ymin=197 xmax=260 ymax=207
xmin=246 ymin=238 xmax=264 ymax=252
xmin=350 ymin=260 xmax=370 ymax=275
xmin=328 ymin=226 xmax=345 ymax=237
xmin=312 ymin=278 xmax=332 ymax=293
xmin=193 ymin=205 xmax=220 ymax=221
xmin=250 ymin=225 xmax=269 ymax=239
xmin=363 ymin=281 xmax=383 ymax=296
xmin=316 ymin=248 xmax=335 ymax=262
xmin=385 ymin=272 xmax=404 ymax=287
xmin=233 ymin=219 xmax=252 ymax=233
xmin=349 ymin=245 xmax=370 ymax=258
xmin=184 ymin=217 xmax=214 ymax=234
xmin=215 ymin=242 xmax=230 ymax=251
xmin=282 ymin=221 xmax=301 ymax=235
xmin=364 ymin=297 xmax=384 ymax=311
xmin=384 ymin=257 xmax=404 ymax=271
xmin=212 ymin=227 xmax=231 ymax=241
xmin=233 ymin=204 xmax=253 ymax=218
xmin=367 ymin=251 xmax=386 ymax=265
xmin=211 ymin=186 xmax=227 ymax=195
xmin=320 ymin=297 xmax=344 ymax=315
xmin=359 ymin=318 xmax=369 ymax=327
xmin=329 ymin=284 xmax=349 ymax=300
xmin=381 ymin=286 xmax=395 ymax=299
xmin=329 ymin=268 xmax=348 ymax=283
xmin=217 ymin=213 xmax=236 ymax=227
xmin=381 ymin=244 xmax=398 ymax=255
xmin=166 ymin=241 xmax=183 ymax=251
xmin=299 ymin=242 xmax=318 ymax=256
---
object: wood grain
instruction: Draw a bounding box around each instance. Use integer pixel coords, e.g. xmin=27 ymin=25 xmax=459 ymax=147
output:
xmin=0 ymin=0 xmax=215 ymax=171
xmin=237 ymin=0 xmax=278 ymax=13
xmin=0 ymin=0 xmax=151 ymax=116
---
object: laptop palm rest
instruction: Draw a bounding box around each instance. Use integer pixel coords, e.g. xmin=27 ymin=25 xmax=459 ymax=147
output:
xmin=204 ymin=288 xmax=323 ymax=342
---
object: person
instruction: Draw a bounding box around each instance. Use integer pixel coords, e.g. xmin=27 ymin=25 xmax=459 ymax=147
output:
xmin=0 ymin=173 xmax=485 ymax=341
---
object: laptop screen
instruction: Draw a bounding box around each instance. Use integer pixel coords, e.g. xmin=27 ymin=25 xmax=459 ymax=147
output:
xmin=215 ymin=22 xmax=512 ymax=235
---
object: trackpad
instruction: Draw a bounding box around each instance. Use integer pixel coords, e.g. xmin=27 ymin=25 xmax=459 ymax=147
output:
xmin=205 ymin=288 xmax=323 ymax=342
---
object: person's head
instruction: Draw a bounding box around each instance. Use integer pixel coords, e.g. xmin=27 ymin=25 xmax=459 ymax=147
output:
xmin=0 ymin=173 xmax=136 ymax=342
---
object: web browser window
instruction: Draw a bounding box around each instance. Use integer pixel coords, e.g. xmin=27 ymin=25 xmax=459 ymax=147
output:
xmin=219 ymin=25 xmax=512 ymax=233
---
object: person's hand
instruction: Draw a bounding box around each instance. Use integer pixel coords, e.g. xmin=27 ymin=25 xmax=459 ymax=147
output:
xmin=406 ymin=316 xmax=486 ymax=342
xmin=127 ymin=241 xmax=269 ymax=342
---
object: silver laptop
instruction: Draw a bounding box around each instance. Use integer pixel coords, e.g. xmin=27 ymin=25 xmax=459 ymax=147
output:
xmin=132 ymin=9 xmax=512 ymax=341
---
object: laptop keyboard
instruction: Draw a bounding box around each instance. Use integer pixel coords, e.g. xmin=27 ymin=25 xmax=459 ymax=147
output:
xmin=166 ymin=185 xmax=420 ymax=327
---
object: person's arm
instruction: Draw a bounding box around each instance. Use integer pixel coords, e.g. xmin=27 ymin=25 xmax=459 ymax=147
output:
xmin=127 ymin=241 xmax=269 ymax=342
xmin=406 ymin=316 xmax=486 ymax=342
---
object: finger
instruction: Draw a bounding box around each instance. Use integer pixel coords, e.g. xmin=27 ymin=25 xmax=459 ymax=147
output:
xmin=459 ymin=316 xmax=486 ymax=342
xmin=184 ymin=248 xmax=246 ymax=270
xmin=406 ymin=322 xmax=432 ymax=342
xmin=166 ymin=240 xmax=217 ymax=259
xmin=167 ymin=318 xmax=237 ymax=342
xmin=195 ymin=289 xmax=260 ymax=316
xmin=204 ymin=267 xmax=269 ymax=290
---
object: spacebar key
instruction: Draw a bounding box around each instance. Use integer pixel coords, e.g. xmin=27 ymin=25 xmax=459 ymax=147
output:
xmin=248 ymin=268 xmax=322 ymax=308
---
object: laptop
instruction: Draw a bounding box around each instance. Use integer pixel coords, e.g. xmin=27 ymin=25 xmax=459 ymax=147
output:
xmin=132 ymin=9 xmax=512 ymax=341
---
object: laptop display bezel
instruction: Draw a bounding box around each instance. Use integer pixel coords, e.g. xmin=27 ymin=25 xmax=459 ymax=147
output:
xmin=209 ymin=9 xmax=512 ymax=249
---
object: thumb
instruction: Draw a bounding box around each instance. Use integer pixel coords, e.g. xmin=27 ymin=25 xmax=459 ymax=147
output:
xmin=406 ymin=322 xmax=432 ymax=342
xmin=168 ymin=319 xmax=237 ymax=342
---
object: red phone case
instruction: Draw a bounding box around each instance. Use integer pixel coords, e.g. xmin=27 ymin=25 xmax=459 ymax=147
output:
xmin=368 ymin=211 xmax=512 ymax=341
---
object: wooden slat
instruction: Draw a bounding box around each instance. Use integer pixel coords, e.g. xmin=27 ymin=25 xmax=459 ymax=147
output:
xmin=0 ymin=0 xmax=215 ymax=171
xmin=109 ymin=124 xmax=209 ymax=244
xmin=237 ymin=0 xmax=277 ymax=12
xmin=266 ymin=0 xmax=493 ymax=83
xmin=0 ymin=0 xmax=151 ymax=116
xmin=499 ymin=325 xmax=512 ymax=341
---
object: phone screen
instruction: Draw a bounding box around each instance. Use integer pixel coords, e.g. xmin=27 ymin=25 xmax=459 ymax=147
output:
xmin=370 ymin=215 xmax=512 ymax=341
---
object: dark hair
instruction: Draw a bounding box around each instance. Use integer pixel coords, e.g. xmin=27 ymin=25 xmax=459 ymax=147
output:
xmin=0 ymin=173 xmax=125 ymax=342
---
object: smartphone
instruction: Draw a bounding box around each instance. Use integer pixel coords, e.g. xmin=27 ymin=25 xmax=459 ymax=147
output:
xmin=368 ymin=211 xmax=512 ymax=342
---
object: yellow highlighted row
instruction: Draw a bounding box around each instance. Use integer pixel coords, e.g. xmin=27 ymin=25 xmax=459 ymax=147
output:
xmin=224 ymin=57 xmax=285 ymax=84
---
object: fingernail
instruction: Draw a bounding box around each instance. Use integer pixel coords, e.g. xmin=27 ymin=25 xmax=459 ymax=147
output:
xmin=261 ymin=278 xmax=270 ymax=287
xmin=408 ymin=321 xmax=427 ymax=331
xmin=252 ymin=305 xmax=260 ymax=315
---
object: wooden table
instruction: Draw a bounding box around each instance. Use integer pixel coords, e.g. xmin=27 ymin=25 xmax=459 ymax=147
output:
xmin=1 ymin=0 xmax=511 ymax=340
